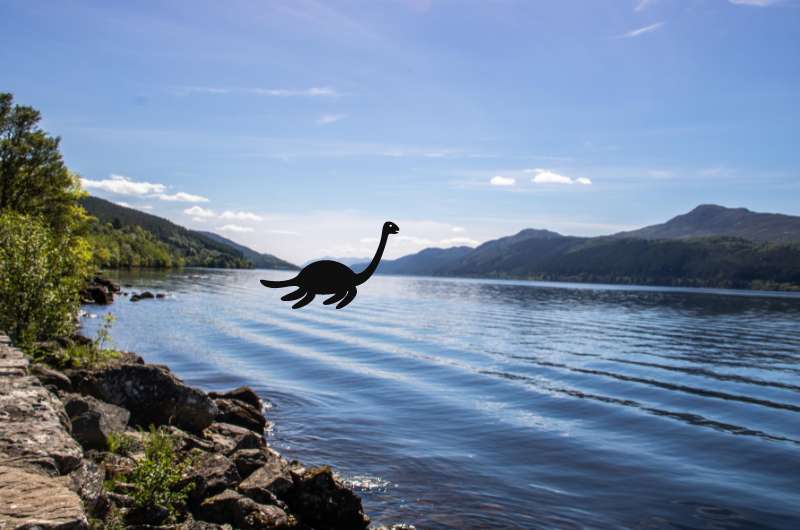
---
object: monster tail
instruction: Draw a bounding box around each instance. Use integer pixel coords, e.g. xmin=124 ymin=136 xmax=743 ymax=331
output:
xmin=260 ymin=277 xmax=298 ymax=288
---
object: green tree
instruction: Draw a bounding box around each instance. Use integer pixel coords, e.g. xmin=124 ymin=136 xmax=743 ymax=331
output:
xmin=0 ymin=93 xmax=85 ymax=232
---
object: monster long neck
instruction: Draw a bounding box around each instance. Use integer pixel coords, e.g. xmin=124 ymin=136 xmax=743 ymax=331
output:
xmin=355 ymin=230 xmax=389 ymax=285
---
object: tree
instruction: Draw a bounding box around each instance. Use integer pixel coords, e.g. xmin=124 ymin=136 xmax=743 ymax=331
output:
xmin=0 ymin=92 xmax=84 ymax=231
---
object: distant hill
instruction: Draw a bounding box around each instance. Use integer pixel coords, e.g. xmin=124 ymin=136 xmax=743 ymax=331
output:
xmin=369 ymin=205 xmax=800 ymax=291
xmin=197 ymin=231 xmax=297 ymax=270
xmin=615 ymin=204 xmax=800 ymax=243
xmin=303 ymin=256 xmax=371 ymax=268
xmin=80 ymin=196 xmax=293 ymax=269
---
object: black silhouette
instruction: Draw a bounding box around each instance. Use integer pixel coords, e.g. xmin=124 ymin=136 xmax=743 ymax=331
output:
xmin=260 ymin=221 xmax=399 ymax=309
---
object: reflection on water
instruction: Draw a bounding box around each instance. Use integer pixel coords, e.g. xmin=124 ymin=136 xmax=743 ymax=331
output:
xmin=82 ymin=269 xmax=800 ymax=529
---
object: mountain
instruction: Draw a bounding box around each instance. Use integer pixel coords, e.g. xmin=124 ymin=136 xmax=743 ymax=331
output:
xmin=80 ymin=196 xmax=293 ymax=269
xmin=303 ymin=256 xmax=371 ymax=268
xmin=369 ymin=205 xmax=800 ymax=291
xmin=614 ymin=204 xmax=800 ymax=243
xmin=197 ymin=231 xmax=297 ymax=270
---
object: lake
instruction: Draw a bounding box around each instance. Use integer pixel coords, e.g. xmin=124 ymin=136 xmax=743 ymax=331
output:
xmin=80 ymin=269 xmax=800 ymax=530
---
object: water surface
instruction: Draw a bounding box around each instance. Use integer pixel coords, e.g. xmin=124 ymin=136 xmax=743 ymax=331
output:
xmin=81 ymin=270 xmax=800 ymax=529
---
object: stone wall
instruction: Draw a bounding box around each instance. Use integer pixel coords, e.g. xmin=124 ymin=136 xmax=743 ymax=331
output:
xmin=0 ymin=333 xmax=88 ymax=530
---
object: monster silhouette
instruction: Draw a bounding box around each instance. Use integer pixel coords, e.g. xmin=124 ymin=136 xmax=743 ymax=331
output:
xmin=260 ymin=221 xmax=399 ymax=309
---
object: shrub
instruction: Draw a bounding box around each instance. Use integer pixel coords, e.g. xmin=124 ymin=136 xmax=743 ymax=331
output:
xmin=0 ymin=211 xmax=90 ymax=347
xmin=106 ymin=431 xmax=138 ymax=456
xmin=128 ymin=426 xmax=194 ymax=522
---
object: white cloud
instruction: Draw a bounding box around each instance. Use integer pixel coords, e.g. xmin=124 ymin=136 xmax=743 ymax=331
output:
xmin=529 ymin=169 xmax=592 ymax=186
xmin=635 ymin=0 xmax=657 ymax=11
xmin=220 ymin=210 xmax=263 ymax=221
xmin=115 ymin=201 xmax=132 ymax=208
xmin=249 ymin=87 xmax=338 ymax=97
xmin=219 ymin=224 xmax=254 ymax=233
xmin=80 ymin=174 xmax=166 ymax=196
xmin=317 ymin=113 xmax=347 ymax=125
xmin=729 ymin=0 xmax=780 ymax=5
xmin=621 ymin=22 xmax=664 ymax=38
xmin=490 ymin=175 xmax=516 ymax=186
xmin=452 ymin=226 xmax=465 ymax=233
xmin=184 ymin=206 xmax=216 ymax=218
xmin=140 ymin=205 xmax=153 ymax=210
xmin=157 ymin=192 xmax=209 ymax=202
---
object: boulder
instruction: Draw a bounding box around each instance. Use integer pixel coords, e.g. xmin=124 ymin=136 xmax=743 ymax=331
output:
xmin=188 ymin=452 xmax=241 ymax=498
xmin=63 ymin=459 xmax=106 ymax=516
xmin=81 ymin=284 xmax=113 ymax=305
xmin=30 ymin=362 xmax=73 ymax=392
xmin=238 ymin=459 xmax=294 ymax=505
xmin=93 ymin=275 xmax=121 ymax=293
xmin=214 ymin=397 xmax=267 ymax=433
xmin=139 ymin=291 xmax=155 ymax=299
xmin=62 ymin=393 xmax=130 ymax=450
xmin=231 ymin=447 xmax=270 ymax=479
xmin=209 ymin=386 xmax=263 ymax=410
xmin=286 ymin=466 xmax=369 ymax=530
xmin=69 ymin=363 xmax=218 ymax=434
xmin=125 ymin=504 xmax=170 ymax=526
xmin=156 ymin=293 xmax=167 ymax=299
xmin=196 ymin=489 xmax=291 ymax=530
xmin=0 ymin=375 xmax=83 ymax=475
xmin=0 ymin=465 xmax=88 ymax=529
xmin=203 ymin=422 xmax=264 ymax=455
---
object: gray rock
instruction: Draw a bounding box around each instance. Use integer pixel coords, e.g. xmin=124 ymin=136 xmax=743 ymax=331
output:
xmin=0 ymin=465 xmax=88 ymax=529
xmin=238 ymin=458 xmax=294 ymax=504
xmin=30 ymin=363 xmax=73 ymax=392
xmin=69 ymin=363 xmax=218 ymax=434
xmin=231 ymin=447 xmax=270 ymax=479
xmin=196 ymin=489 xmax=291 ymax=530
xmin=62 ymin=393 xmax=130 ymax=450
xmin=188 ymin=452 xmax=241 ymax=498
xmin=286 ymin=466 xmax=370 ymax=530
xmin=0 ymin=374 xmax=83 ymax=475
xmin=209 ymin=386 xmax=263 ymax=410
xmin=81 ymin=284 xmax=113 ymax=305
xmin=214 ymin=397 xmax=267 ymax=433
xmin=203 ymin=422 xmax=264 ymax=455
xmin=63 ymin=459 xmax=106 ymax=516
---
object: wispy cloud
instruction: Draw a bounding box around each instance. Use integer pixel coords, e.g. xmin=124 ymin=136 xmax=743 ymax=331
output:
xmin=81 ymin=174 xmax=165 ymax=196
xmin=528 ymin=169 xmax=592 ymax=186
xmin=490 ymin=175 xmax=516 ymax=186
xmin=183 ymin=207 xmax=262 ymax=221
xmin=317 ymin=113 xmax=347 ymax=125
xmin=172 ymin=86 xmax=339 ymax=97
xmin=81 ymin=174 xmax=209 ymax=202
xmin=157 ymin=192 xmax=209 ymax=202
xmin=620 ymin=22 xmax=664 ymax=38
xmin=634 ymin=0 xmax=657 ymax=11
xmin=729 ymin=0 xmax=781 ymax=5
xmin=218 ymin=224 xmax=254 ymax=233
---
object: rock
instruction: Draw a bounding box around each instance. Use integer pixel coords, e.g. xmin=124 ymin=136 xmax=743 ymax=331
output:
xmin=231 ymin=447 xmax=270 ymax=479
xmin=81 ymin=284 xmax=113 ymax=305
xmin=130 ymin=294 xmax=142 ymax=302
xmin=0 ymin=374 xmax=83 ymax=475
xmin=203 ymin=422 xmax=264 ymax=455
xmin=30 ymin=362 xmax=73 ymax=392
xmin=188 ymin=452 xmax=241 ymax=498
xmin=93 ymin=275 xmax=121 ymax=293
xmin=156 ymin=293 xmax=167 ymax=299
xmin=69 ymin=363 xmax=218 ymax=434
xmin=63 ymin=459 xmax=106 ymax=516
xmin=125 ymin=504 xmax=170 ymax=526
xmin=62 ymin=393 xmax=130 ymax=450
xmin=286 ymin=466 xmax=369 ymax=530
xmin=0 ymin=465 xmax=88 ymax=529
xmin=100 ymin=452 xmax=137 ymax=478
xmin=209 ymin=386 xmax=263 ymax=410
xmin=139 ymin=291 xmax=155 ymax=299
xmin=196 ymin=489 xmax=291 ymax=530
xmin=214 ymin=397 xmax=267 ymax=433
xmin=178 ymin=517 xmax=234 ymax=530
xmin=238 ymin=459 xmax=294 ymax=505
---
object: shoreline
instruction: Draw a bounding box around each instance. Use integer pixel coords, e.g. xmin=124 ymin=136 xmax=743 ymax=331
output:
xmin=0 ymin=321 xmax=402 ymax=529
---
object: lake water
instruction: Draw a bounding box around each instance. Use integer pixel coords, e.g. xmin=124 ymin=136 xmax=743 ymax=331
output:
xmin=81 ymin=269 xmax=800 ymax=530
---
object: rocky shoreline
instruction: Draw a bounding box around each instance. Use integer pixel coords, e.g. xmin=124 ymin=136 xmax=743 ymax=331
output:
xmin=0 ymin=330 xmax=403 ymax=529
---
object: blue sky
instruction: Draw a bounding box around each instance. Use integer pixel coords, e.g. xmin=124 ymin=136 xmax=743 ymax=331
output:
xmin=2 ymin=0 xmax=798 ymax=263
